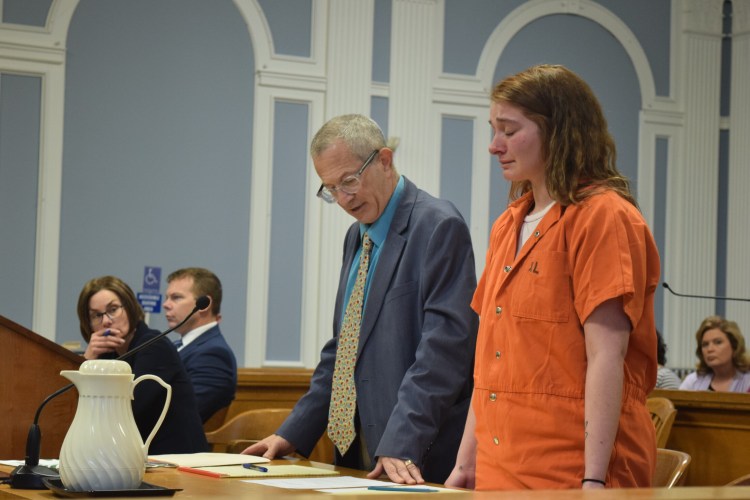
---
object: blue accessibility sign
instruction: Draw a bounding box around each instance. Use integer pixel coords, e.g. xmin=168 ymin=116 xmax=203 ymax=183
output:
xmin=143 ymin=266 xmax=161 ymax=294
xmin=138 ymin=293 xmax=162 ymax=313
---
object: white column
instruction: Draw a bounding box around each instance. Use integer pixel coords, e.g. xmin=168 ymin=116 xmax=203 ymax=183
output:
xmin=388 ymin=0 xmax=440 ymax=194
xmin=307 ymin=0 xmax=375 ymax=363
xmin=324 ymin=0 xmax=374 ymax=117
xmin=663 ymin=0 xmax=723 ymax=367
xmin=726 ymin=0 xmax=750 ymax=330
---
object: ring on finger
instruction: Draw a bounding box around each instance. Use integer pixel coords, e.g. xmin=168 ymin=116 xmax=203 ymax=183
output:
xmin=404 ymin=459 xmax=415 ymax=468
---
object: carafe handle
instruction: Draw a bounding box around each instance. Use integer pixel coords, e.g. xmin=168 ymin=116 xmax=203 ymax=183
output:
xmin=132 ymin=374 xmax=172 ymax=452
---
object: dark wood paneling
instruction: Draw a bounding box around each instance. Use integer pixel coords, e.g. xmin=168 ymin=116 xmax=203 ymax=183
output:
xmin=0 ymin=315 xmax=83 ymax=459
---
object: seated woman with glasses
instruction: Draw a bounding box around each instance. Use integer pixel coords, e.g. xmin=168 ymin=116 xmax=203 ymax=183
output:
xmin=77 ymin=276 xmax=208 ymax=454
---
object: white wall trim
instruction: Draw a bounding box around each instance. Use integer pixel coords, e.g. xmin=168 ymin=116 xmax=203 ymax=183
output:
xmin=434 ymin=103 xmax=490 ymax=278
xmin=389 ymin=0 xmax=441 ymax=194
xmin=0 ymin=0 xmax=80 ymax=339
xmin=725 ymin=0 xmax=750 ymax=339
xmin=244 ymin=87 xmax=326 ymax=367
xmin=637 ymin=109 xmax=684 ymax=229
xmin=662 ymin=0 xmax=723 ymax=369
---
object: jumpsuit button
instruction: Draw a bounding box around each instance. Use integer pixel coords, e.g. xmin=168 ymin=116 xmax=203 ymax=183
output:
xmin=495 ymin=306 xmax=502 ymax=315
xmin=495 ymin=351 xmax=501 ymax=359
xmin=503 ymin=265 xmax=512 ymax=273
xmin=493 ymin=437 xmax=500 ymax=445
xmin=534 ymin=230 xmax=540 ymax=237
xmin=489 ymin=393 xmax=496 ymax=401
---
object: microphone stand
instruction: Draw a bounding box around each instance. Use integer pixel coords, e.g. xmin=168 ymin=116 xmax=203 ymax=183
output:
xmin=9 ymin=297 xmax=209 ymax=489
xmin=662 ymin=282 xmax=750 ymax=302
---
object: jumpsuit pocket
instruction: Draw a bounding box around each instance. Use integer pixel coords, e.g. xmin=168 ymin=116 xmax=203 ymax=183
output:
xmin=510 ymin=250 xmax=570 ymax=323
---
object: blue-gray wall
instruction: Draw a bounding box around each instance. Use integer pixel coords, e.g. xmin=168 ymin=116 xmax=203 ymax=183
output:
xmin=1 ymin=0 xmax=735 ymax=367
xmin=0 ymin=74 xmax=41 ymax=329
xmin=57 ymin=0 xmax=254 ymax=355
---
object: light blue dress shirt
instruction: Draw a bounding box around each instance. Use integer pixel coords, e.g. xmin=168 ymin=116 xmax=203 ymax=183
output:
xmin=341 ymin=176 xmax=405 ymax=319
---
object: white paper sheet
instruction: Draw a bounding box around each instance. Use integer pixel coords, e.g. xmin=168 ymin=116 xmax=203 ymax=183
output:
xmin=243 ymin=475 xmax=389 ymax=489
xmin=148 ymin=452 xmax=269 ymax=467
xmin=320 ymin=485 xmax=461 ymax=494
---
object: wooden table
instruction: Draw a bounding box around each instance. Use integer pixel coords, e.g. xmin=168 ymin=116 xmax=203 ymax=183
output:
xmin=3 ymin=460 xmax=750 ymax=500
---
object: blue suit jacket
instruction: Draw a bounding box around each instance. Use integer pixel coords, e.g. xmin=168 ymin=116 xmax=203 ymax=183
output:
xmin=277 ymin=177 xmax=478 ymax=482
xmin=179 ymin=325 xmax=238 ymax=422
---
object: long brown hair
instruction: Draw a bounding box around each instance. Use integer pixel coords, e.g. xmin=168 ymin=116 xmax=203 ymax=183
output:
xmin=492 ymin=64 xmax=636 ymax=207
xmin=77 ymin=276 xmax=144 ymax=342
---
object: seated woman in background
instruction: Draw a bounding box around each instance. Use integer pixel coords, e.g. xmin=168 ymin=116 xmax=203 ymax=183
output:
xmin=77 ymin=276 xmax=209 ymax=454
xmin=655 ymin=330 xmax=682 ymax=390
xmin=680 ymin=315 xmax=750 ymax=392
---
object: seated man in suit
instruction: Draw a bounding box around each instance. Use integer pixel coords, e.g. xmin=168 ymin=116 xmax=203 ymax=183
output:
xmin=243 ymin=114 xmax=478 ymax=485
xmin=163 ymin=267 xmax=238 ymax=422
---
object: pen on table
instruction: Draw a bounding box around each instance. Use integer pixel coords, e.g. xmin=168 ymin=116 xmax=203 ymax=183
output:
xmin=242 ymin=463 xmax=268 ymax=472
xmin=177 ymin=466 xmax=226 ymax=478
xmin=367 ymin=486 xmax=438 ymax=493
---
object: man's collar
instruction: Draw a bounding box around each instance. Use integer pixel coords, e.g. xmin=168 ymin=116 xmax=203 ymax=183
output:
xmin=179 ymin=321 xmax=218 ymax=349
xmin=359 ymin=175 xmax=404 ymax=248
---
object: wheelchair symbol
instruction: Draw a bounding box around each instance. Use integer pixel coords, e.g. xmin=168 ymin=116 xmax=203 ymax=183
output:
xmin=144 ymin=268 xmax=159 ymax=286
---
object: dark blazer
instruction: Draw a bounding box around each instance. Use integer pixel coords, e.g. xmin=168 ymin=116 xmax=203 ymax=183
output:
xmin=178 ymin=324 xmax=237 ymax=422
xmin=122 ymin=322 xmax=209 ymax=454
xmin=277 ymin=177 xmax=478 ymax=483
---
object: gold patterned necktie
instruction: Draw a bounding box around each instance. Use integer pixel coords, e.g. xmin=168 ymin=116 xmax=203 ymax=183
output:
xmin=328 ymin=233 xmax=373 ymax=455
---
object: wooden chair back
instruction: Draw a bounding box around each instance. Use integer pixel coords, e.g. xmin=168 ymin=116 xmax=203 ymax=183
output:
xmin=646 ymin=396 xmax=677 ymax=448
xmin=204 ymin=408 xmax=334 ymax=464
xmin=202 ymin=405 xmax=230 ymax=432
xmin=726 ymin=473 xmax=750 ymax=486
xmin=653 ymin=448 xmax=691 ymax=488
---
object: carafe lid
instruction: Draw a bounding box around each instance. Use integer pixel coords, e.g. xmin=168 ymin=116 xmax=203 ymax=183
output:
xmin=79 ymin=359 xmax=132 ymax=375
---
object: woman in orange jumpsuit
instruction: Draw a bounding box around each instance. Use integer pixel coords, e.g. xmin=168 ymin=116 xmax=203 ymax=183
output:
xmin=446 ymin=65 xmax=660 ymax=490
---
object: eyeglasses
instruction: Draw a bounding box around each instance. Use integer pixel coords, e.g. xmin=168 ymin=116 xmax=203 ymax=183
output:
xmin=90 ymin=304 xmax=125 ymax=325
xmin=316 ymin=149 xmax=380 ymax=204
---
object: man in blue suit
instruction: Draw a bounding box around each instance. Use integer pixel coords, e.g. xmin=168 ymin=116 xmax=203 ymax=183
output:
xmin=163 ymin=267 xmax=237 ymax=423
xmin=243 ymin=114 xmax=478 ymax=484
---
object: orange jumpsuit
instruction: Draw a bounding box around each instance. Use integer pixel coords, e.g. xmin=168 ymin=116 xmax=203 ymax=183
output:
xmin=472 ymin=190 xmax=659 ymax=490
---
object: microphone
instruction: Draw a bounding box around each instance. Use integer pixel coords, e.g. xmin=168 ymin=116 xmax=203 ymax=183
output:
xmin=662 ymin=282 xmax=750 ymax=303
xmin=9 ymin=296 xmax=210 ymax=489
xmin=118 ymin=295 xmax=210 ymax=361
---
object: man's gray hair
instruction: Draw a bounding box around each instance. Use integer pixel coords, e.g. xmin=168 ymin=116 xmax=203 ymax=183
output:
xmin=310 ymin=114 xmax=387 ymax=161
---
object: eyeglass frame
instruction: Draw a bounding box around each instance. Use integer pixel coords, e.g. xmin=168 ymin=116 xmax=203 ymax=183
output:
xmin=316 ymin=149 xmax=380 ymax=204
xmin=89 ymin=303 xmax=125 ymax=325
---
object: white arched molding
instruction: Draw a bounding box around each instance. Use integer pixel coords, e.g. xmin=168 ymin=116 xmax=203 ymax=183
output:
xmin=238 ymin=0 xmax=329 ymax=367
xmin=475 ymin=0 xmax=656 ymax=109
xmin=726 ymin=0 xmax=750 ymax=334
xmin=0 ymin=0 xmax=80 ymax=339
xmin=232 ymin=0 xmax=327 ymax=81
xmin=662 ymin=0 xmax=723 ymax=368
xmin=240 ymin=0 xmax=378 ymax=367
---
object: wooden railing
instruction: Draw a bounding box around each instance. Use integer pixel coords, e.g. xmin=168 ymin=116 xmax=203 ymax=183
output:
xmin=228 ymin=367 xmax=316 ymax=419
xmin=651 ymin=388 xmax=750 ymax=486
